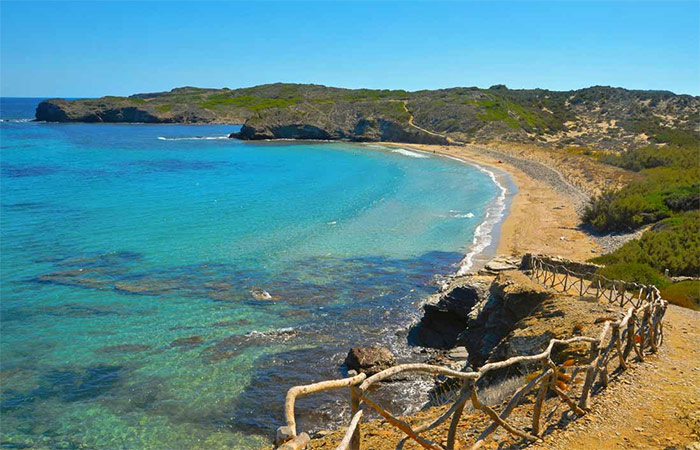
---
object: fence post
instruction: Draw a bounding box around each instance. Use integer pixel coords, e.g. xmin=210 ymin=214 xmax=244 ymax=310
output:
xmin=613 ymin=324 xmax=627 ymax=370
xmin=446 ymin=380 xmax=471 ymax=450
xmin=579 ymin=341 xmax=599 ymax=410
xmin=532 ymin=369 xmax=551 ymax=435
xmin=623 ymin=312 xmax=635 ymax=360
xmin=349 ymin=372 xmax=361 ymax=450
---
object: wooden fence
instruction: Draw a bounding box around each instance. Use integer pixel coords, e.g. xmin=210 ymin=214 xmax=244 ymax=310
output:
xmin=274 ymin=256 xmax=668 ymax=450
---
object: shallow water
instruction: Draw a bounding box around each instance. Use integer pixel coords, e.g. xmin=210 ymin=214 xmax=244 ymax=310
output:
xmin=0 ymin=98 xmax=500 ymax=449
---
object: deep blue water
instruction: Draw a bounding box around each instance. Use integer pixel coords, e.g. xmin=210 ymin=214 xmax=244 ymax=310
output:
xmin=0 ymin=98 xmax=501 ymax=449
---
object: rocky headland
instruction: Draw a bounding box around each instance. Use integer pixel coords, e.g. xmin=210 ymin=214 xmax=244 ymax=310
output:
xmin=36 ymin=83 xmax=699 ymax=150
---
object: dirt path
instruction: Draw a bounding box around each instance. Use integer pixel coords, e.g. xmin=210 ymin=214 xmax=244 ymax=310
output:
xmin=527 ymin=304 xmax=700 ymax=450
xmin=401 ymin=101 xmax=454 ymax=139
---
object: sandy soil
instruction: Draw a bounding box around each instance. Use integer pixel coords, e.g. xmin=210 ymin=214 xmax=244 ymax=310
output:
xmin=526 ymin=304 xmax=700 ymax=450
xmin=379 ymin=143 xmax=602 ymax=262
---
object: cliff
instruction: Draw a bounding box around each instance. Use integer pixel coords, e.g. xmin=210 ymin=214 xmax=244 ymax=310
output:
xmin=36 ymin=83 xmax=700 ymax=149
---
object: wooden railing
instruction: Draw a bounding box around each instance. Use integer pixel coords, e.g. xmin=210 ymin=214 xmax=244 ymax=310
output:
xmin=274 ymin=256 xmax=668 ymax=450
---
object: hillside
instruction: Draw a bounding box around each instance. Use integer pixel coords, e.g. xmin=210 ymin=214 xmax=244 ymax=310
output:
xmin=35 ymin=83 xmax=700 ymax=150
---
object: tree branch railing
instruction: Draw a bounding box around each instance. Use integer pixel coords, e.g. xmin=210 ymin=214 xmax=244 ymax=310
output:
xmin=273 ymin=256 xmax=668 ymax=450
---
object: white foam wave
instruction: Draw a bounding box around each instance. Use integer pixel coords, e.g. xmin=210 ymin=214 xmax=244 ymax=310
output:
xmin=460 ymin=166 xmax=507 ymax=274
xmin=157 ymin=135 xmax=230 ymax=141
xmin=0 ymin=118 xmax=33 ymax=123
xmin=449 ymin=210 xmax=474 ymax=219
xmin=438 ymin=156 xmax=508 ymax=275
xmin=390 ymin=148 xmax=430 ymax=158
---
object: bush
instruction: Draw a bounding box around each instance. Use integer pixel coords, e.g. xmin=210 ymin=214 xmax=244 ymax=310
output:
xmin=660 ymin=281 xmax=700 ymax=310
xmin=584 ymin=145 xmax=699 ymax=232
xmin=591 ymin=211 xmax=700 ymax=277
xmin=583 ymin=166 xmax=699 ymax=232
xmin=596 ymin=263 xmax=669 ymax=288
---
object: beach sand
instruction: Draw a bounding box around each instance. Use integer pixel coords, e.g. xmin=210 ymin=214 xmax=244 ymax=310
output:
xmin=379 ymin=142 xmax=602 ymax=262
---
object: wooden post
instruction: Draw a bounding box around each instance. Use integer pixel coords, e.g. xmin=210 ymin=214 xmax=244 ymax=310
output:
xmin=613 ymin=324 xmax=627 ymax=370
xmin=349 ymin=374 xmax=362 ymax=450
xmin=532 ymin=372 xmax=550 ymax=436
xmin=446 ymin=381 xmax=470 ymax=450
xmin=623 ymin=313 xmax=635 ymax=360
xmin=649 ymin=305 xmax=658 ymax=353
xmin=579 ymin=341 xmax=599 ymax=410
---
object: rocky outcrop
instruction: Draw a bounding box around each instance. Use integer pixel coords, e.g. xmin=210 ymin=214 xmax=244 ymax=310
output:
xmin=344 ymin=346 xmax=396 ymax=375
xmin=411 ymin=276 xmax=491 ymax=348
xmin=458 ymin=271 xmax=555 ymax=368
xmin=232 ymin=103 xmax=448 ymax=144
xmin=35 ymin=98 xmax=223 ymax=124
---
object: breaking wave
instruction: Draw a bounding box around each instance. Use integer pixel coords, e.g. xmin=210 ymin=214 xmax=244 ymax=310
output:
xmin=157 ymin=135 xmax=230 ymax=141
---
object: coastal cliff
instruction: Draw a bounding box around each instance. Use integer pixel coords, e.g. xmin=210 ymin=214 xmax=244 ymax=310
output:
xmin=36 ymin=83 xmax=700 ymax=149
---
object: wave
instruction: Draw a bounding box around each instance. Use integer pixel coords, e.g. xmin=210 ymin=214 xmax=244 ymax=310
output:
xmin=157 ymin=135 xmax=230 ymax=141
xmin=390 ymin=148 xmax=430 ymax=159
xmin=449 ymin=210 xmax=474 ymax=219
xmin=0 ymin=118 xmax=33 ymax=123
xmin=439 ymin=158 xmax=508 ymax=275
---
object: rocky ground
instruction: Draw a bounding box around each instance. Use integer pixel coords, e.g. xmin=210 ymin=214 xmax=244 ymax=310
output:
xmin=300 ymin=300 xmax=699 ymax=450
xmin=526 ymin=304 xmax=700 ymax=450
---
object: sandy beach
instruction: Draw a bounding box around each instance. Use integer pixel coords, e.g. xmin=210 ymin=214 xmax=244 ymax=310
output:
xmin=379 ymin=142 xmax=603 ymax=263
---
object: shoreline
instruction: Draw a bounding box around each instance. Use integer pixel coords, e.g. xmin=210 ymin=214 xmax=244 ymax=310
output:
xmin=375 ymin=142 xmax=602 ymax=262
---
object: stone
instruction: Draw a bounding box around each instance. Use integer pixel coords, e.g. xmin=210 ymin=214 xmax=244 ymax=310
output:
xmin=250 ymin=288 xmax=273 ymax=300
xmin=344 ymin=346 xmax=396 ymax=376
xmin=275 ymin=425 xmax=294 ymax=446
xmin=485 ymin=259 xmax=518 ymax=272
xmin=447 ymin=346 xmax=469 ymax=360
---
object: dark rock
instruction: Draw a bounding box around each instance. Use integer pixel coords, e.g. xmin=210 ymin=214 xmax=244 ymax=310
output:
xmin=411 ymin=276 xmax=490 ymax=348
xmin=344 ymin=346 xmax=396 ymax=375
xmin=458 ymin=271 xmax=554 ymax=368
xmin=170 ymin=336 xmax=204 ymax=347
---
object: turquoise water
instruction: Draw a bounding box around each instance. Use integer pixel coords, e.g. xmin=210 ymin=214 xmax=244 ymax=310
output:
xmin=0 ymin=99 xmax=500 ymax=449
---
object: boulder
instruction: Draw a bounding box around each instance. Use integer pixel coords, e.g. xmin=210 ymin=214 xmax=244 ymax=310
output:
xmin=344 ymin=346 xmax=396 ymax=376
xmin=410 ymin=276 xmax=490 ymax=348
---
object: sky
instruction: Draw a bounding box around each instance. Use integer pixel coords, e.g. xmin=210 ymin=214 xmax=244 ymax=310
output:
xmin=1 ymin=1 xmax=698 ymax=97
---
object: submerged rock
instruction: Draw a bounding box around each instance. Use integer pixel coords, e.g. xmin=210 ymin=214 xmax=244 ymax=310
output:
xmin=250 ymin=288 xmax=273 ymax=301
xmin=344 ymin=346 xmax=396 ymax=376
xmin=170 ymin=336 xmax=204 ymax=348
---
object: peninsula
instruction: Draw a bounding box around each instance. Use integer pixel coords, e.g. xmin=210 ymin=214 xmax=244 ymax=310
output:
xmin=36 ymin=83 xmax=699 ymax=150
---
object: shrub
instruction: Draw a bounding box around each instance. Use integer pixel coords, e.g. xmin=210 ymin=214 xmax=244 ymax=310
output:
xmin=596 ymin=263 xmax=669 ymax=288
xmin=583 ymin=166 xmax=699 ymax=232
xmin=591 ymin=211 xmax=700 ymax=277
xmin=660 ymin=281 xmax=700 ymax=310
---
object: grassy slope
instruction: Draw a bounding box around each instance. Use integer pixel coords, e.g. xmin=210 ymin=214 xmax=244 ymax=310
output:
xmin=584 ymin=145 xmax=699 ymax=310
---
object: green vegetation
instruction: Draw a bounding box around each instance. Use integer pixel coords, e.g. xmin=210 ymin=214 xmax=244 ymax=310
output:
xmin=583 ymin=145 xmax=700 ymax=232
xmin=599 ymin=145 xmax=699 ymax=172
xmin=620 ymin=119 xmax=699 ymax=147
xmin=129 ymin=98 xmax=146 ymax=105
xmin=591 ymin=211 xmax=700 ymax=277
xmin=472 ymin=99 xmax=521 ymax=129
xmin=596 ymin=263 xmax=669 ymax=288
xmin=156 ymin=104 xmax=173 ymax=113
xmin=200 ymin=94 xmax=301 ymax=112
xmin=590 ymin=211 xmax=700 ymax=310
xmin=587 ymin=144 xmax=699 ymax=310
xmin=342 ymin=89 xmax=408 ymax=102
xmin=660 ymin=281 xmax=700 ymax=311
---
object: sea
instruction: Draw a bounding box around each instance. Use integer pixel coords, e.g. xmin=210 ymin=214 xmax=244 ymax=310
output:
xmin=0 ymin=98 xmax=507 ymax=449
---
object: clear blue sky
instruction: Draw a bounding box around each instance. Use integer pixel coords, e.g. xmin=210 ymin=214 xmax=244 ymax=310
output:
xmin=1 ymin=1 xmax=698 ymax=97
